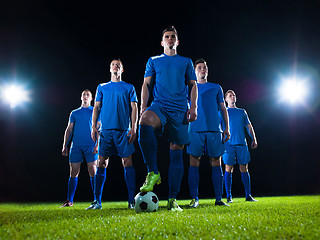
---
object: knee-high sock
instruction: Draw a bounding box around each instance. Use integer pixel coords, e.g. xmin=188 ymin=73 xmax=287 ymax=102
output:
xmin=90 ymin=177 xmax=96 ymax=201
xmin=241 ymin=171 xmax=251 ymax=198
xmin=67 ymin=177 xmax=78 ymax=203
xmin=95 ymin=167 xmax=106 ymax=204
xmin=212 ymin=166 xmax=223 ymax=201
xmin=138 ymin=125 xmax=158 ymax=174
xmin=188 ymin=166 xmax=199 ymax=200
xmin=168 ymin=149 xmax=184 ymax=199
xmin=124 ymin=166 xmax=136 ymax=203
xmin=224 ymin=171 xmax=232 ymax=198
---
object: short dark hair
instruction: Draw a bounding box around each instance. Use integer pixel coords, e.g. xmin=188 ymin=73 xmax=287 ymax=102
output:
xmin=111 ymin=58 xmax=124 ymax=68
xmin=82 ymin=89 xmax=92 ymax=95
xmin=162 ymin=26 xmax=178 ymax=38
xmin=194 ymin=58 xmax=207 ymax=68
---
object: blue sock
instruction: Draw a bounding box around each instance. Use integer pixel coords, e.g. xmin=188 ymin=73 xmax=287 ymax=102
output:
xmin=67 ymin=177 xmax=78 ymax=203
xmin=138 ymin=125 xmax=158 ymax=174
xmin=224 ymin=171 xmax=232 ymax=199
xmin=90 ymin=177 xmax=96 ymax=201
xmin=212 ymin=166 xmax=223 ymax=201
xmin=168 ymin=149 xmax=184 ymax=199
xmin=95 ymin=167 xmax=106 ymax=204
xmin=241 ymin=172 xmax=251 ymax=198
xmin=188 ymin=166 xmax=199 ymax=200
xmin=124 ymin=166 xmax=136 ymax=203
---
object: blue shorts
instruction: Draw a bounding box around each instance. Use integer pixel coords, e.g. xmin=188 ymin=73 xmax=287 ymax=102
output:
xmin=69 ymin=145 xmax=98 ymax=163
xmin=187 ymin=131 xmax=225 ymax=158
xmin=147 ymin=102 xmax=189 ymax=145
xmin=99 ymin=129 xmax=135 ymax=158
xmin=222 ymin=144 xmax=251 ymax=165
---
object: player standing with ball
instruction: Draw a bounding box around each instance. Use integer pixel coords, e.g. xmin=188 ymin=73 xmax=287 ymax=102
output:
xmin=138 ymin=26 xmax=198 ymax=211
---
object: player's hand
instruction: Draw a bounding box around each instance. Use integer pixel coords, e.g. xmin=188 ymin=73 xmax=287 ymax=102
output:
xmin=127 ymin=129 xmax=137 ymax=143
xmin=223 ymin=129 xmax=230 ymax=143
xmin=251 ymin=140 xmax=258 ymax=149
xmin=62 ymin=146 xmax=68 ymax=156
xmin=93 ymin=145 xmax=98 ymax=154
xmin=187 ymin=107 xmax=197 ymax=122
xmin=91 ymin=126 xmax=99 ymax=142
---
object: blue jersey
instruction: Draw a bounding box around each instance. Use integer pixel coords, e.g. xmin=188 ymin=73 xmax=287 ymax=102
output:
xmin=189 ymin=82 xmax=224 ymax=132
xmin=95 ymin=80 xmax=138 ymax=131
xmin=144 ymin=53 xmax=196 ymax=111
xmin=227 ymin=107 xmax=251 ymax=145
xmin=69 ymin=106 xmax=95 ymax=147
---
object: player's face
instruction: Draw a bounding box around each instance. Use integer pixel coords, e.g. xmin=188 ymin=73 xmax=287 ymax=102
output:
xmin=81 ymin=91 xmax=92 ymax=103
xmin=110 ymin=60 xmax=123 ymax=75
xmin=195 ymin=63 xmax=208 ymax=80
xmin=161 ymin=31 xmax=179 ymax=50
xmin=225 ymin=92 xmax=236 ymax=104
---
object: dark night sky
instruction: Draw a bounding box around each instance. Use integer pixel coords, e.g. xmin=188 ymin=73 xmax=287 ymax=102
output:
xmin=0 ymin=1 xmax=320 ymax=202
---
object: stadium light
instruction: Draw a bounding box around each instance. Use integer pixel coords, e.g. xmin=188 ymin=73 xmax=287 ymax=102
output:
xmin=277 ymin=76 xmax=308 ymax=104
xmin=2 ymin=84 xmax=30 ymax=108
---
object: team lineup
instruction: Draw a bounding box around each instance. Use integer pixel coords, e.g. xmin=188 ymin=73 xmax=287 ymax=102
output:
xmin=61 ymin=26 xmax=258 ymax=211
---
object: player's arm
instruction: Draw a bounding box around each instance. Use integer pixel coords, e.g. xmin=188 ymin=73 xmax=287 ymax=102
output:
xmin=128 ymin=101 xmax=138 ymax=143
xmin=187 ymin=80 xmax=198 ymax=122
xmin=140 ymin=76 xmax=154 ymax=116
xmin=246 ymin=123 xmax=258 ymax=149
xmin=62 ymin=122 xmax=74 ymax=156
xmin=92 ymin=101 xmax=101 ymax=142
xmin=219 ymin=102 xmax=230 ymax=142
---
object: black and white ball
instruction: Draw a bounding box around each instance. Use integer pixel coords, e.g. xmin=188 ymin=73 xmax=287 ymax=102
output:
xmin=134 ymin=192 xmax=159 ymax=213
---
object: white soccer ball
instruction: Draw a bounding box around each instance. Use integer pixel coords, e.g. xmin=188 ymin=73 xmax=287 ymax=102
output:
xmin=134 ymin=192 xmax=159 ymax=213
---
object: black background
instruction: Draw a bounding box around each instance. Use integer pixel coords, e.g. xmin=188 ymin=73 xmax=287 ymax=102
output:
xmin=1 ymin=0 xmax=320 ymax=202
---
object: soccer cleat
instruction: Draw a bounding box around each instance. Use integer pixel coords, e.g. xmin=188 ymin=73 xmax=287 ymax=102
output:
xmin=60 ymin=200 xmax=73 ymax=208
xmin=85 ymin=200 xmax=102 ymax=210
xmin=140 ymin=172 xmax=161 ymax=192
xmin=167 ymin=198 xmax=183 ymax=212
xmin=189 ymin=199 xmax=199 ymax=208
xmin=246 ymin=195 xmax=258 ymax=202
xmin=227 ymin=197 xmax=233 ymax=203
xmin=128 ymin=200 xmax=135 ymax=209
xmin=215 ymin=200 xmax=230 ymax=206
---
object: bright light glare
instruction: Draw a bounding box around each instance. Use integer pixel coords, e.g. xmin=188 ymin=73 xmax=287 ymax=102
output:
xmin=278 ymin=77 xmax=308 ymax=104
xmin=3 ymin=85 xmax=30 ymax=108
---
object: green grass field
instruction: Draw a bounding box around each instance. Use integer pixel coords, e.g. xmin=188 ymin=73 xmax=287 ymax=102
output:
xmin=0 ymin=195 xmax=319 ymax=239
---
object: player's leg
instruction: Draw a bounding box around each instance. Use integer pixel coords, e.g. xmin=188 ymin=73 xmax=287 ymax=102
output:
xmin=225 ymin=164 xmax=234 ymax=203
xmin=239 ymin=164 xmax=257 ymax=201
xmin=139 ymin=107 xmax=163 ymax=192
xmin=167 ymin=110 xmax=189 ymax=212
xmin=210 ymin=156 xmax=228 ymax=206
xmin=66 ymin=162 xmax=81 ymax=206
xmin=168 ymin=143 xmax=184 ymax=209
xmin=87 ymin=160 xmax=97 ymax=201
xmin=222 ymin=144 xmax=236 ymax=203
xmin=188 ymin=155 xmax=200 ymax=208
xmin=84 ymin=145 xmax=98 ymax=201
xmin=237 ymin=146 xmax=257 ymax=201
xmin=61 ymin=146 xmax=82 ymax=207
xmin=206 ymin=132 xmax=228 ymax=206
xmin=122 ymin=155 xmax=136 ymax=208
xmin=186 ymin=131 xmax=204 ymax=208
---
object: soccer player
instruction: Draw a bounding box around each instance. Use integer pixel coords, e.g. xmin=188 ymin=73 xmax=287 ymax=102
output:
xmin=61 ymin=89 xmax=99 ymax=207
xmin=86 ymin=59 xmax=138 ymax=210
xmin=138 ymin=26 xmax=198 ymax=212
xmin=223 ymin=90 xmax=258 ymax=203
xmin=187 ymin=59 xmax=230 ymax=208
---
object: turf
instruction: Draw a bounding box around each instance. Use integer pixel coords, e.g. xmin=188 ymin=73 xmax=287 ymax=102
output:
xmin=0 ymin=195 xmax=319 ymax=239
